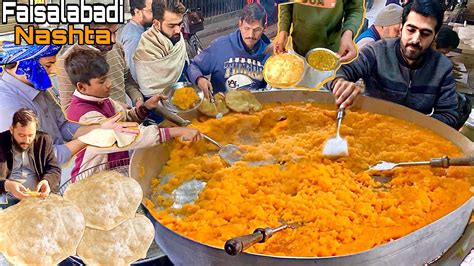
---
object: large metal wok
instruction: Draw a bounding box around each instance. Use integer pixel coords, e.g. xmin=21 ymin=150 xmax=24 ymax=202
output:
xmin=130 ymin=90 xmax=474 ymax=266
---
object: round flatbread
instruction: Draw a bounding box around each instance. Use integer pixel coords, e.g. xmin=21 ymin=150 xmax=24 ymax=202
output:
xmin=263 ymin=53 xmax=305 ymax=87
xmin=115 ymin=130 xmax=138 ymax=148
xmin=77 ymin=215 xmax=155 ymax=266
xmin=79 ymin=128 xmax=116 ymax=148
xmin=63 ymin=170 xmax=143 ymax=231
xmin=0 ymin=194 xmax=85 ymax=266
xmin=225 ymin=90 xmax=262 ymax=113
xmin=198 ymin=93 xmax=230 ymax=117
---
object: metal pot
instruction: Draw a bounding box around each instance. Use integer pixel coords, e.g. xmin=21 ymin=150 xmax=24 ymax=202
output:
xmin=130 ymin=90 xmax=474 ymax=266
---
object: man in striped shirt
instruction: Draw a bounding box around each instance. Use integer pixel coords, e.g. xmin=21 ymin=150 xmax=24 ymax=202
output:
xmin=57 ymin=24 xmax=145 ymax=110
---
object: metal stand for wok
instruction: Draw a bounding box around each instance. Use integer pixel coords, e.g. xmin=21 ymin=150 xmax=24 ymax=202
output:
xmin=58 ymin=158 xmax=169 ymax=266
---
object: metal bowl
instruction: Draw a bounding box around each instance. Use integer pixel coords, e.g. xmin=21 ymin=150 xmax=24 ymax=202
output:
xmin=161 ymin=82 xmax=204 ymax=113
xmin=305 ymin=48 xmax=341 ymax=72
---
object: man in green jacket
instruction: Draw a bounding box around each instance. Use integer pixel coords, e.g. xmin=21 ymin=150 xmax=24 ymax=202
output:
xmin=274 ymin=1 xmax=364 ymax=63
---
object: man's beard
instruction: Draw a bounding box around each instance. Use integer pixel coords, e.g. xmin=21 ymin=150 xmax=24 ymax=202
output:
xmin=401 ymin=42 xmax=424 ymax=61
xmin=143 ymin=21 xmax=153 ymax=28
xmin=13 ymin=140 xmax=31 ymax=151
xmin=162 ymin=30 xmax=181 ymax=45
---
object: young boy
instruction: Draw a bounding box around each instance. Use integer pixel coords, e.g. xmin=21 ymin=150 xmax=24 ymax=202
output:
xmin=65 ymin=49 xmax=202 ymax=177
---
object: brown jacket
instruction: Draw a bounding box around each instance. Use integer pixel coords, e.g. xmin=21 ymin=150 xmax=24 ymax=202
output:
xmin=0 ymin=130 xmax=61 ymax=194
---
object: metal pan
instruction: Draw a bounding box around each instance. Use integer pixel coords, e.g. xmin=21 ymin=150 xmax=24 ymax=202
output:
xmin=131 ymin=90 xmax=474 ymax=266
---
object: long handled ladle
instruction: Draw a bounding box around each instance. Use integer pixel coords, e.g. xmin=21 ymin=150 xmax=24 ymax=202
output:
xmin=369 ymin=155 xmax=474 ymax=185
xmin=154 ymin=103 xmax=244 ymax=165
xmin=224 ymin=221 xmax=300 ymax=256
xmin=322 ymin=108 xmax=348 ymax=157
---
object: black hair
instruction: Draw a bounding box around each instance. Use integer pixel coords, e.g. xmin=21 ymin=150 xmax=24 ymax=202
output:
xmin=152 ymin=0 xmax=185 ymax=21
xmin=12 ymin=108 xmax=38 ymax=128
xmin=64 ymin=49 xmax=109 ymax=86
xmin=402 ymin=0 xmax=444 ymax=33
xmin=130 ymin=0 xmax=147 ymax=16
xmin=240 ymin=3 xmax=267 ymax=27
xmin=436 ymin=26 xmax=460 ymax=49
xmin=4 ymin=62 xmax=17 ymax=70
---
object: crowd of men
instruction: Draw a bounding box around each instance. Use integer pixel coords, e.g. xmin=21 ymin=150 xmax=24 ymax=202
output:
xmin=0 ymin=0 xmax=467 ymax=205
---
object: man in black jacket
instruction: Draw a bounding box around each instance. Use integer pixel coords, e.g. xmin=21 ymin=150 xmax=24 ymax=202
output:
xmin=0 ymin=108 xmax=60 ymax=207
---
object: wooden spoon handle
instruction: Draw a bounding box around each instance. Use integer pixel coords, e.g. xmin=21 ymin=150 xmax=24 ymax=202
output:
xmin=224 ymin=230 xmax=265 ymax=256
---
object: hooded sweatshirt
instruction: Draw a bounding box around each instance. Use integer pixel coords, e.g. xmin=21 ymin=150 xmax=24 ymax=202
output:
xmin=187 ymin=30 xmax=271 ymax=94
xmin=279 ymin=1 xmax=364 ymax=56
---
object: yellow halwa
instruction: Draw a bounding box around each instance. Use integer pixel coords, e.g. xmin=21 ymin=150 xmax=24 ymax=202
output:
xmin=147 ymin=103 xmax=472 ymax=257
xmin=172 ymin=87 xmax=200 ymax=110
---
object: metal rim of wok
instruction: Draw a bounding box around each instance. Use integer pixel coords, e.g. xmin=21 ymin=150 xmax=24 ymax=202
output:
xmin=130 ymin=90 xmax=474 ymax=265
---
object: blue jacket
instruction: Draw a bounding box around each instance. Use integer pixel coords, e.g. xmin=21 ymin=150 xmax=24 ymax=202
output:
xmin=356 ymin=25 xmax=381 ymax=44
xmin=187 ymin=30 xmax=270 ymax=94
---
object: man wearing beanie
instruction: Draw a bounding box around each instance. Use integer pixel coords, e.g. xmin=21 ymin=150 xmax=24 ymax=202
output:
xmin=356 ymin=4 xmax=403 ymax=48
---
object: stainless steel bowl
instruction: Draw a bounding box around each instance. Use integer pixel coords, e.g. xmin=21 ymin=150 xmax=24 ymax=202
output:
xmin=305 ymin=48 xmax=341 ymax=72
xmin=161 ymin=82 xmax=204 ymax=113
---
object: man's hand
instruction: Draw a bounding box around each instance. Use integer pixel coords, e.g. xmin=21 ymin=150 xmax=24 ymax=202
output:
xmin=169 ymin=127 xmax=203 ymax=143
xmin=4 ymin=180 xmax=29 ymax=200
xmin=274 ymin=31 xmax=289 ymax=55
xmin=100 ymin=114 xmax=140 ymax=134
xmin=338 ymin=30 xmax=357 ymax=63
xmin=36 ymin=180 xmax=51 ymax=198
xmin=332 ymin=78 xmax=363 ymax=108
xmin=197 ymin=77 xmax=212 ymax=99
xmin=144 ymin=95 xmax=168 ymax=110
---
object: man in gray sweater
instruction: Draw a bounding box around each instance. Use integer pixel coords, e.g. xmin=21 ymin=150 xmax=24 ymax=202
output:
xmin=332 ymin=0 xmax=459 ymax=128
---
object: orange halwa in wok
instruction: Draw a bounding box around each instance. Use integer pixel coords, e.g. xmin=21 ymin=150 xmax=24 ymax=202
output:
xmin=147 ymin=103 xmax=472 ymax=257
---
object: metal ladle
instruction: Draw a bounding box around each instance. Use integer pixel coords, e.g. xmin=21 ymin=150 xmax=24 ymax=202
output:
xmin=202 ymin=135 xmax=243 ymax=165
xmin=369 ymin=155 xmax=474 ymax=185
xmin=224 ymin=220 xmax=301 ymax=256
xmin=370 ymin=155 xmax=474 ymax=171
xmin=322 ymin=108 xmax=348 ymax=157
xmin=208 ymin=87 xmax=223 ymax=119
xmin=154 ymin=102 xmax=243 ymax=165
